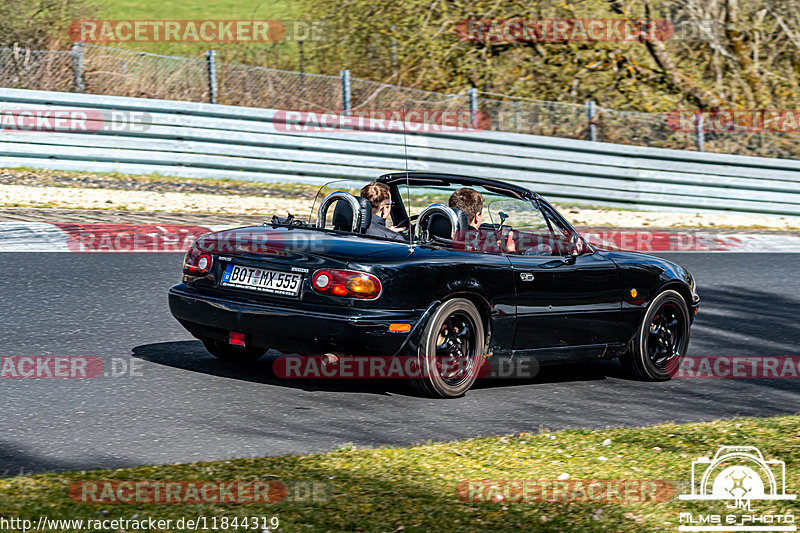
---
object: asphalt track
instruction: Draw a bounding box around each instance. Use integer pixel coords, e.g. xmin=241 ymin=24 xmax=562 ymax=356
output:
xmin=1 ymin=252 xmax=798 ymax=475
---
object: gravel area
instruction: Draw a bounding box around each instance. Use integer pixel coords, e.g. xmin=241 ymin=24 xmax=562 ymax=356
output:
xmin=0 ymin=184 xmax=314 ymax=217
xmin=561 ymin=206 xmax=800 ymax=230
xmin=0 ymin=207 xmax=271 ymax=225
xmin=0 ymin=168 xmax=318 ymax=198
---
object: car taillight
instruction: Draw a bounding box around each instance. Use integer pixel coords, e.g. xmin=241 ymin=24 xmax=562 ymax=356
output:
xmin=183 ymin=247 xmax=213 ymax=276
xmin=311 ymin=269 xmax=381 ymax=299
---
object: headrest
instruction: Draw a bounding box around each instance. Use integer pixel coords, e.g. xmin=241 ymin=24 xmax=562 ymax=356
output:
xmin=330 ymin=193 xmax=372 ymax=233
xmin=416 ymin=204 xmax=468 ymax=242
xmin=428 ymin=212 xmax=454 ymax=239
xmin=451 ymin=208 xmax=470 ymax=238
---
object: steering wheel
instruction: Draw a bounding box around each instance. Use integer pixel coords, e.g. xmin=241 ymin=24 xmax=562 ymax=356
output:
xmin=394 ymin=214 xmax=418 ymax=238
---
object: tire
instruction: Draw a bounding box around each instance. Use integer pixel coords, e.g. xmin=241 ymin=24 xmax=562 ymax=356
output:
xmin=411 ymin=298 xmax=486 ymax=398
xmin=620 ymin=289 xmax=690 ymax=381
xmin=202 ymin=338 xmax=267 ymax=363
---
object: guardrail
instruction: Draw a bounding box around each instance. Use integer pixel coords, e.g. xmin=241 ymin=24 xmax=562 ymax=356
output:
xmin=0 ymin=88 xmax=799 ymax=216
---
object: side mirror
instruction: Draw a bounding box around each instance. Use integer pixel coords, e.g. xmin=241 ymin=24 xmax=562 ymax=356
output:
xmin=568 ymin=233 xmax=585 ymax=256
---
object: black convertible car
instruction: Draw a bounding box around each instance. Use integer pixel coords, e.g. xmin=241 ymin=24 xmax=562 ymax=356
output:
xmin=169 ymin=172 xmax=699 ymax=397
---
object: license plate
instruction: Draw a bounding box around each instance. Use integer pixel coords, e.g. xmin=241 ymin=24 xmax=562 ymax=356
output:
xmin=221 ymin=264 xmax=302 ymax=296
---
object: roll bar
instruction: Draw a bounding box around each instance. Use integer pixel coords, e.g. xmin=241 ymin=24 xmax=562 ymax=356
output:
xmin=316 ymin=191 xmax=362 ymax=232
xmin=415 ymin=203 xmax=460 ymax=241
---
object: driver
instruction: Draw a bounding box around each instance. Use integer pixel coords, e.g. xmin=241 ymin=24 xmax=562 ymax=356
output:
xmin=448 ymin=187 xmax=516 ymax=253
xmin=359 ymin=182 xmax=406 ymax=241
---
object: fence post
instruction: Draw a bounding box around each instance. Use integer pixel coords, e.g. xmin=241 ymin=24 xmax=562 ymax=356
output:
xmin=468 ymin=88 xmax=478 ymax=128
xmin=206 ymin=50 xmax=218 ymax=104
xmin=298 ymin=41 xmax=306 ymax=98
xmin=340 ymin=69 xmax=351 ymax=115
xmin=70 ymin=43 xmax=85 ymax=93
xmin=695 ymin=113 xmax=705 ymax=152
xmin=391 ymin=40 xmax=398 ymax=77
xmin=391 ymin=25 xmax=398 ymax=77
xmin=586 ymin=100 xmax=597 ymax=141
xmin=298 ymin=40 xmax=305 ymax=75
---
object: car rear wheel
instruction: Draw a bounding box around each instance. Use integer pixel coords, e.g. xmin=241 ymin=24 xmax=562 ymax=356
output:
xmin=412 ymin=298 xmax=485 ymax=398
xmin=201 ymin=338 xmax=267 ymax=363
xmin=620 ymin=290 xmax=690 ymax=381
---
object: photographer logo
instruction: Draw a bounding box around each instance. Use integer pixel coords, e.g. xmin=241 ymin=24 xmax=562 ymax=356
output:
xmin=678 ymin=446 xmax=795 ymax=532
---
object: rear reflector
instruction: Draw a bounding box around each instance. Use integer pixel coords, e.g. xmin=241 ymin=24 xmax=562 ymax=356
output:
xmin=229 ymin=332 xmax=246 ymax=347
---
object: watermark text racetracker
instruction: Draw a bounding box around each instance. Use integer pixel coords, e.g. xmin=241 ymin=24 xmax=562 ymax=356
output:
xmin=455 ymin=18 xmax=674 ymax=42
xmin=70 ymin=20 xmax=325 ymax=42
xmin=273 ymin=109 xmax=491 ymax=133
xmin=0 ymin=109 xmax=151 ymax=134
xmin=455 ymin=18 xmax=758 ymax=43
xmin=274 ymin=355 xmax=539 ymax=380
xmin=60 ymin=224 xmax=211 ymax=253
xmin=70 ymin=478 xmax=329 ymax=503
xmin=667 ymin=110 xmax=800 ymax=134
xmin=0 ymin=356 xmax=143 ymax=379
xmin=61 ymin=225 xmax=355 ymax=253
xmin=458 ymin=479 xmax=675 ymax=503
xmin=676 ymin=356 xmax=800 ymax=379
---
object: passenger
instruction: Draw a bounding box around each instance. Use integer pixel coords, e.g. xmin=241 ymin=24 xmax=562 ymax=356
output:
xmin=448 ymin=187 xmax=515 ymax=253
xmin=359 ymin=182 xmax=406 ymax=241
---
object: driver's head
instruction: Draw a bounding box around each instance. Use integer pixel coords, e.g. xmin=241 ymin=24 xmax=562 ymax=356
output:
xmin=448 ymin=187 xmax=484 ymax=229
xmin=360 ymin=182 xmax=392 ymax=219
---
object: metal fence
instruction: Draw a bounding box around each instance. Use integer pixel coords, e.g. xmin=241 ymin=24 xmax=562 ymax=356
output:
xmin=1 ymin=44 xmax=800 ymax=160
xmin=0 ymin=87 xmax=798 ymax=217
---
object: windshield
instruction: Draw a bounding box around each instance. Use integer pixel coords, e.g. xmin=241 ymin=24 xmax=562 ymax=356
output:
xmin=395 ymin=182 xmax=539 ymax=229
xmin=307 ymin=178 xmax=573 ymax=254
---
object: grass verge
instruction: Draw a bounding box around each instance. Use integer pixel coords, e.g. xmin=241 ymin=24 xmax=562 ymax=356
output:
xmin=0 ymin=415 xmax=797 ymax=532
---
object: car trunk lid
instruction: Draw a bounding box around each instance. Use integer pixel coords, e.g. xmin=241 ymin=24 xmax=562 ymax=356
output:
xmin=191 ymin=226 xmax=405 ymax=305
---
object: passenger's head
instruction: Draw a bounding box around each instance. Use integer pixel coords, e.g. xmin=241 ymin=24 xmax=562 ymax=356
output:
xmin=448 ymin=187 xmax=484 ymax=229
xmin=360 ymin=182 xmax=392 ymax=219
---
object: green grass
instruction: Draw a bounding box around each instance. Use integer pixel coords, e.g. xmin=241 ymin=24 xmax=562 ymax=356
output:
xmin=102 ymin=0 xmax=298 ymax=20
xmin=0 ymin=415 xmax=797 ymax=532
xmin=94 ymin=0 xmax=306 ymax=65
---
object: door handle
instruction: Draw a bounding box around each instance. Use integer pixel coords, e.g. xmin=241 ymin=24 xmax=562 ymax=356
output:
xmin=519 ymin=273 xmax=535 ymax=282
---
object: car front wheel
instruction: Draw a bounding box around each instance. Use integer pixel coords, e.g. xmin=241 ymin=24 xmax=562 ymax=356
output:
xmin=621 ymin=289 xmax=690 ymax=381
xmin=412 ymin=298 xmax=486 ymax=398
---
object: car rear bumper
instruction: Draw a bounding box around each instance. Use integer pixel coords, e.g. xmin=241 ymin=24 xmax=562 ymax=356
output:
xmin=168 ymin=284 xmax=426 ymax=356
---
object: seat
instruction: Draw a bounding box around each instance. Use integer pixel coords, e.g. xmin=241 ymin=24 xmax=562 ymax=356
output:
xmin=332 ymin=196 xmax=373 ymax=233
xmin=416 ymin=204 xmax=469 ymax=242
xmin=317 ymin=191 xmax=372 ymax=233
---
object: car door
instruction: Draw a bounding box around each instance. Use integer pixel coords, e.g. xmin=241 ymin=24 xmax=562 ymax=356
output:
xmin=498 ymin=200 xmax=622 ymax=355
